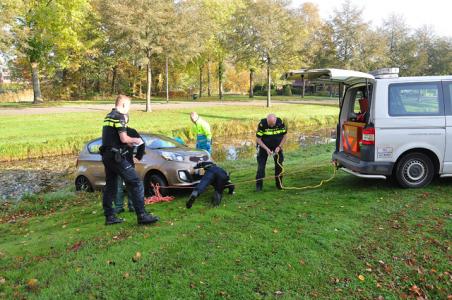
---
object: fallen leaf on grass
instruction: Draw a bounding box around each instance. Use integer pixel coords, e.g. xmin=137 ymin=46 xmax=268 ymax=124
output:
xmin=384 ymin=264 xmax=393 ymax=274
xmin=123 ymin=272 xmax=129 ymax=278
xmin=68 ymin=241 xmax=83 ymax=252
xmin=273 ymin=229 xmax=279 ymax=233
xmin=132 ymin=252 xmax=142 ymax=262
xmin=299 ymin=259 xmax=305 ymax=265
xmin=409 ymin=285 xmax=422 ymax=296
xmin=358 ymin=275 xmax=365 ymax=281
xmin=274 ymin=291 xmax=284 ymax=296
xmin=26 ymin=278 xmax=38 ymax=290
xmin=0 ymin=277 xmax=5 ymax=285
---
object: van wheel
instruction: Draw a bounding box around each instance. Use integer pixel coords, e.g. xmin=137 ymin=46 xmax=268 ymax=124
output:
xmin=144 ymin=174 xmax=168 ymax=197
xmin=395 ymin=153 xmax=434 ymax=188
xmin=75 ymin=175 xmax=93 ymax=192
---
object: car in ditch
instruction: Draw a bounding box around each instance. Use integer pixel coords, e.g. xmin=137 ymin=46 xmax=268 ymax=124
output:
xmin=74 ymin=134 xmax=210 ymax=195
xmin=283 ymin=68 xmax=452 ymax=188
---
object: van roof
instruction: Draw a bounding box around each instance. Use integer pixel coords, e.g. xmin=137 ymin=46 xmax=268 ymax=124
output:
xmin=376 ymin=75 xmax=452 ymax=83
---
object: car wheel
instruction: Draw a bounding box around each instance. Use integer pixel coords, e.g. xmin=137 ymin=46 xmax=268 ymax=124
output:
xmin=75 ymin=175 xmax=93 ymax=192
xmin=144 ymin=174 xmax=168 ymax=197
xmin=395 ymin=153 xmax=434 ymax=188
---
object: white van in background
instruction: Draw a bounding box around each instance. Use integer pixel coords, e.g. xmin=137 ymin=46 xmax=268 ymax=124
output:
xmin=283 ymin=68 xmax=452 ymax=188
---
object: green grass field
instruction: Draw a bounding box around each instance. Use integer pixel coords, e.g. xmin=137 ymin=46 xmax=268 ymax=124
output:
xmin=0 ymin=144 xmax=450 ymax=299
xmin=0 ymin=103 xmax=338 ymax=161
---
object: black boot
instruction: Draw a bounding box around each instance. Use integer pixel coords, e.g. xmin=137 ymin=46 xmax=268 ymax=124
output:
xmin=256 ymin=183 xmax=263 ymax=192
xmin=137 ymin=212 xmax=159 ymax=225
xmin=186 ymin=190 xmax=198 ymax=209
xmin=105 ymin=215 xmax=124 ymax=225
xmin=212 ymin=191 xmax=222 ymax=206
xmin=228 ymin=184 xmax=235 ymax=195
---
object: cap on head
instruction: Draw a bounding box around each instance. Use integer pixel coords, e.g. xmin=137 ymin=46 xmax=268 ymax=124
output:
xmin=190 ymin=112 xmax=199 ymax=123
xmin=267 ymin=113 xmax=277 ymax=127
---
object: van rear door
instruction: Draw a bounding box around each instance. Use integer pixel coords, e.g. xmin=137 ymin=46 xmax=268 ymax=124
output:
xmin=283 ymin=68 xmax=374 ymax=85
xmin=283 ymin=68 xmax=375 ymax=157
xmin=443 ymin=81 xmax=452 ymax=174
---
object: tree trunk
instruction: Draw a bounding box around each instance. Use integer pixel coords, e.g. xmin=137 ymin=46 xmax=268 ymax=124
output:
xmin=199 ymin=64 xmax=203 ymax=98
xmin=249 ymin=68 xmax=254 ymax=98
xmin=30 ymin=61 xmax=43 ymax=103
xmin=166 ymin=56 xmax=169 ymax=103
xmin=111 ymin=66 xmax=117 ymax=95
xmin=207 ymin=60 xmax=211 ymax=97
xmin=96 ymin=77 xmax=101 ymax=93
xmin=266 ymin=59 xmax=271 ymax=108
xmin=301 ymin=74 xmax=305 ymax=99
xmin=137 ymin=65 xmax=143 ymax=98
xmin=218 ymin=61 xmax=224 ymax=100
xmin=146 ymin=52 xmax=152 ymax=112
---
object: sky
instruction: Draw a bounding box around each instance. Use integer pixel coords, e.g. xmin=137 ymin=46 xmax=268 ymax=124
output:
xmin=291 ymin=0 xmax=452 ymax=37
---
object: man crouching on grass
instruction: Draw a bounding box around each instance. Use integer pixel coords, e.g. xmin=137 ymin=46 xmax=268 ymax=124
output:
xmin=186 ymin=161 xmax=235 ymax=209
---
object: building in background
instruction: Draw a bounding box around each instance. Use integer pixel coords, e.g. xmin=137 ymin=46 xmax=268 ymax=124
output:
xmin=0 ymin=56 xmax=11 ymax=84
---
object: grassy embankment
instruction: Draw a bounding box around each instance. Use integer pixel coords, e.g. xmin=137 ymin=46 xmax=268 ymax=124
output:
xmin=0 ymin=103 xmax=338 ymax=161
xmin=0 ymin=143 xmax=450 ymax=299
xmin=0 ymin=95 xmax=336 ymax=109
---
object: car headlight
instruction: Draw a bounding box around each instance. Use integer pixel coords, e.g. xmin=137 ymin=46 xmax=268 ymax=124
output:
xmin=161 ymin=151 xmax=184 ymax=162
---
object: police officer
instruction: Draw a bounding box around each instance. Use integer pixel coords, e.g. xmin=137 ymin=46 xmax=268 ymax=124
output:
xmin=113 ymin=127 xmax=145 ymax=214
xmin=100 ymin=95 xmax=159 ymax=225
xmin=190 ymin=112 xmax=212 ymax=154
xmin=255 ymin=114 xmax=288 ymax=191
xmin=186 ymin=161 xmax=234 ymax=209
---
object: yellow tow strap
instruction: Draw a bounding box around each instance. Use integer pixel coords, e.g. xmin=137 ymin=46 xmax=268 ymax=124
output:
xmin=274 ymin=152 xmax=337 ymax=190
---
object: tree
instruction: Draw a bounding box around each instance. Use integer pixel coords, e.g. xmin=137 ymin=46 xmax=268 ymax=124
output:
xmin=199 ymin=0 xmax=244 ymax=100
xmin=329 ymin=0 xmax=368 ymax=69
xmin=1 ymin=0 xmax=90 ymax=103
xmin=428 ymin=36 xmax=452 ymax=75
xmin=229 ymin=0 xmax=304 ymax=107
xmin=99 ymin=0 xmax=178 ymax=112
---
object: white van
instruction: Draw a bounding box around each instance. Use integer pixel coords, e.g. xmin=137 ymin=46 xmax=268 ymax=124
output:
xmin=283 ymin=68 xmax=452 ymax=188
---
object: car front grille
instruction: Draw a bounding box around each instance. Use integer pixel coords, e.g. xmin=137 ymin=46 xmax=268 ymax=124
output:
xmin=189 ymin=155 xmax=209 ymax=162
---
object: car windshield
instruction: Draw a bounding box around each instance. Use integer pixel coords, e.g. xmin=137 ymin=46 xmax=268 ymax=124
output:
xmin=143 ymin=135 xmax=184 ymax=149
xmin=88 ymin=139 xmax=102 ymax=154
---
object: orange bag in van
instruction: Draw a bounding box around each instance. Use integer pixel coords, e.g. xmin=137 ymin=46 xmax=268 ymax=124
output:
xmin=342 ymin=121 xmax=366 ymax=157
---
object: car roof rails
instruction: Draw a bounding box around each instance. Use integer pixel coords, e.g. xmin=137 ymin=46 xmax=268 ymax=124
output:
xmin=369 ymin=68 xmax=399 ymax=79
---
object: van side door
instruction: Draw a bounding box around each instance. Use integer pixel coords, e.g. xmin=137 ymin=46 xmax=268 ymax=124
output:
xmin=376 ymin=81 xmax=446 ymax=166
xmin=443 ymin=81 xmax=452 ymax=174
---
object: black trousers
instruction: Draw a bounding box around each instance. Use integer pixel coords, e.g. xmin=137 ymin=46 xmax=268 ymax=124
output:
xmin=195 ymin=166 xmax=231 ymax=195
xmin=102 ymin=152 xmax=145 ymax=216
xmin=255 ymin=147 xmax=284 ymax=188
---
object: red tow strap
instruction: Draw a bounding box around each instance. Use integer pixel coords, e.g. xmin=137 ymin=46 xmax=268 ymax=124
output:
xmin=144 ymin=183 xmax=175 ymax=204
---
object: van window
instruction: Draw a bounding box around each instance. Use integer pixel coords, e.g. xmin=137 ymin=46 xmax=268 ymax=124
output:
xmin=347 ymin=85 xmax=371 ymax=123
xmin=388 ymin=82 xmax=443 ymax=116
xmin=444 ymin=81 xmax=452 ymax=115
